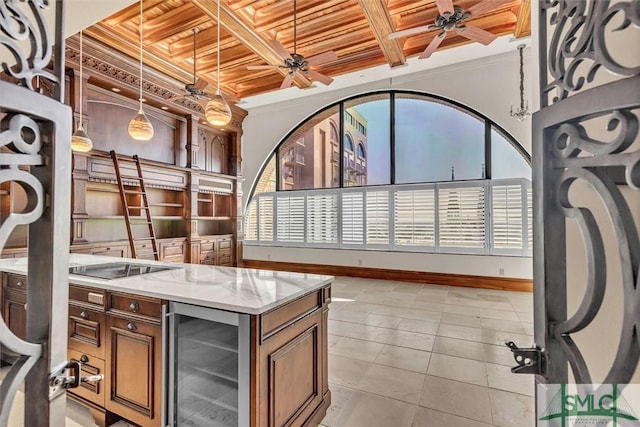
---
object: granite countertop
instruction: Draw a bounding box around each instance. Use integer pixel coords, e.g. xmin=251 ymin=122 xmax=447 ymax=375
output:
xmin=0 ymin=254 xmax=334 ymax=315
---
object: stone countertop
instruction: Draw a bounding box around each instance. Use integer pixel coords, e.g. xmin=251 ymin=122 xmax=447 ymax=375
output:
xmin=0 ymin=254 xmax=333 ymax=315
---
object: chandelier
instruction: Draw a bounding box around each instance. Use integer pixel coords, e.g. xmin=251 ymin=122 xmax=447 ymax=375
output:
xmin=510 ymin=44 xmax=530 ymax=121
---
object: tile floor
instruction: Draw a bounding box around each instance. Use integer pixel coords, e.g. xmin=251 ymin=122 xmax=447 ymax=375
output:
xmin=6 ymin=276 xmax=535 ymax=427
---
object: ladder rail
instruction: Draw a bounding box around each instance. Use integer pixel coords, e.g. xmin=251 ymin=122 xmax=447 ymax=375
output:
xmin=110 ymin=150 xmax=159 ymax=261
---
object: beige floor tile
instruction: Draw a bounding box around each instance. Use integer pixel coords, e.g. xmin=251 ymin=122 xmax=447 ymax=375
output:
xmin=328 ymin=320 xmax=395 ymax=343
xmin=516 ymin=311 xmax=534 ymax=323
xmin=475 ymin=293 xmax=510 ymax=303
xmin=446 ymin=296 xmax=479 ymax=307
xmin=418 ymin=284 xmax=451 ymax=296
xmin=437 ymin=323 xmax=483 ymax=342
xmin=397 ymin=318 xmax=439 ymax=335
xmin=444 ymin=305 xmax=480 ymax=316
xmin=361 ymin=313 xmax=402 ymax=328
xmin=332 ymin=389 xmax=416 ymax=427
xmin=477 ymin=308 xmax=520 ymax=321
xmin=479 ymin=329 xmax=533 ymax=347
xmin=319 ymin=384 xmax=356 ymax=427
xmin=521 ymin=322 xmax=534 ymax=335
xmin=358 ymin=364 xmax=426 ymax=404
xmin=374 ymin=345 xmax=431 ymax=373
xmin=433 ymin=336 xmax=486 ymax=362
xmin=486 ymin=363 xmax=535 ymax=396
xmin=329 ymin=309 xmax=368 ymax=323
xmin=413 ymin=293 xmax=447 ymax=304
xmin=329 ymin=336 xmax=384 ymax=362
xmin=441 ymin=312 xmax=482 ymax=327
xmin=328 ymin=354 xmax=373 ymax=389
xmin=427 ymin=353 xmax=488 ymax=386
xmin=419 ymin=375 xmax=493 ymax=424
xmin=385 ymin=329 xmax=436 ymax=352
xmin=409 ymin=300 xmax=446 ymax=312
xmin=412 ymin=407 xmax=493 ymax=427
xmin=480 ymin=318 xmax=526 ymax=334
xmin=476 ymin=300 xmax=515 ymax=311
xmin=489 ymin=388 xmax=535 ymax=427
xmin=483 ymin=343 xmax=517 ymax=366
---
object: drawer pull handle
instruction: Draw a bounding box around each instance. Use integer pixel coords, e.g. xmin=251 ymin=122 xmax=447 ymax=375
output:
xmin=127 ymin=322 xmax=137 ymax=331
xmin=129 ymin=301 xmax=139 ymax=312
xmin=24 ymin=303 xmax=27 ymax=310
xmin=80 ymin=311 xmax=89 ymax=319
xmin=80 ymin=354 xmax=89 ymax=363
xmin=16 ymin=280 xmax=24 ymax=287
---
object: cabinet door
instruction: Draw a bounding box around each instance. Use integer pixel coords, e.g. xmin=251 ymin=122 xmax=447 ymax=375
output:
xmin=258 ymin=309 xmax=324 ymax=427
xmin=3 ymin=288 xmax=27 ymax=340
xmin=68 ymin=348 xmax=106 ymax=407
xmin=68 ymin=305 xmax=105 ymax=359
xmin=105 ymin=315 xmax=162 ymax=427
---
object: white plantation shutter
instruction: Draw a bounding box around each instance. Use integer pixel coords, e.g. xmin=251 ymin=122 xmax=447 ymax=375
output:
xmin=492 ymin=185 xmax=523 ymax=249
xmin=245 ymin=199 xmax=258 ymax=241
xmin=276 ymin=196 xmax=305 ymax=242
xmin=341 ymin=192 xmax=364 ymax=245
xmin=307 ymin=193 xmax=338 ymax=243
xmin=438 ymin=186 xmax=485 ymax=248
xmin=394 ymin=188 xmax=435 ymax=246
xmin=366 ymin=191 xmax=389 ymax=245
xmin=258 ymin=197 xmax=273 ymax=241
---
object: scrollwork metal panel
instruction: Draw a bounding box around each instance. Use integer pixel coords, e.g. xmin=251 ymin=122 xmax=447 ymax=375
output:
xmin=535 ymin=0 xmax=640 ymax=391
xmin=1 ymin=0 xmax=71 ymax=426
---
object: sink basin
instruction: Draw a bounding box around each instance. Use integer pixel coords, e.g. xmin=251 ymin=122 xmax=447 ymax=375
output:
xmin=69 ymin=262 xmax=178 ymax=280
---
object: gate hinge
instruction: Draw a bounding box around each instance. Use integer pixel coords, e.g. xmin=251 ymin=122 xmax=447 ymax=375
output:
xmin=505 ymin=341 xmax=547 ymax=376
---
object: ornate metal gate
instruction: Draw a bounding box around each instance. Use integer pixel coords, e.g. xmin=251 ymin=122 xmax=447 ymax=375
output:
xmin=1 ymin=0 xmax=72 ymax=425
xmin=533 ymin=0 xmax=639 ymax=390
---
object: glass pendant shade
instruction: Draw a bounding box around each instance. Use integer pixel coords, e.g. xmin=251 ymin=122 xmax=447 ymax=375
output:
xmin=71 ymin=125 xmax=93 ymax=152
xmin=128 ymin=108 xmax=154 ymax=141
xmin=205 ymin=93 xmax=232 ymax=126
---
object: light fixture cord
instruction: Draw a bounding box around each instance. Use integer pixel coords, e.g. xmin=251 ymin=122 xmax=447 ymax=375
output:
xmin=79 ymin=30 xmax=83 ymax=128
xmin=217 ymin=0 xmax=221 ymax=94
xmin=293 ymin=0 xmax=297 ymax=54
xmin=518 ymin=45 xmax=525 ymax=110
xmin=139 ymin=0 xmax=143 ymax=109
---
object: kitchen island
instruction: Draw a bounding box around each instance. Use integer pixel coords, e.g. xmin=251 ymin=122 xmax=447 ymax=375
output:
xmin=0 ymin=254 xmax=333 ymax=427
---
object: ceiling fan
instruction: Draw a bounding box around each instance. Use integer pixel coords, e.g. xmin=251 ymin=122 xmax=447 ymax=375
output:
xmin=389 ymin=0 xmax=510 ymax=59
xmin=247 ymin=0 xmax=338 ymax=89
xmin=166 ymin=28 xmax=211 ymax=105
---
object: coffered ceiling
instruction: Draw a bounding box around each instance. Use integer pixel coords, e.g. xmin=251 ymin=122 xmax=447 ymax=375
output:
xmin=85 ymin=0 xmax=531 ymax=103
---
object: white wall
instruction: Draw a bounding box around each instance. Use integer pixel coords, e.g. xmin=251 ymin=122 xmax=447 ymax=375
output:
xmin=241 ymin=50 xmax=534 ymax=280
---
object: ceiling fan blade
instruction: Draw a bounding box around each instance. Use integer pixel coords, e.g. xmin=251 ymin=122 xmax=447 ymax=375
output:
xmin=269 ymin=39 xmax=293 ymax=62
xmin=165 ymin=95 xmax=184 ymax=102
xmin=304 ymin=69 xmax=333 ymax=86
xmin=247 ymin=65 xmax=280 ymax=70
xmin=466 ymin=0 xmax=511 ymax=17
xmin=435 ymin=0 xmax=454 ymax=16
xmin=418 ymin=32 xmax=446 ymax=59
xmin=389 ymin=24 xmax=435 ymax=40
xmin=305 ymin=50 xmax=338 ymax=66
xmin=193 ymin=78 xmax=208 ymax=91
xmin=280 ymin=71 xmax=296 ymax=89
xmin=457 ymin=25 xmax=497 ymax=45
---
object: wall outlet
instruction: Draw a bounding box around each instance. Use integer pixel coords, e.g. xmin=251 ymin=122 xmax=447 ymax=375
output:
xmin=499 ymin=268 xmax=505 ymax=276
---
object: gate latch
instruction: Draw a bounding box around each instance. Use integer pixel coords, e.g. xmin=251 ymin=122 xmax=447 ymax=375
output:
xmin=505 ymin=341 xmax=547 ymax=376
xmin=49 ymin=361 xmax=103 ymax=400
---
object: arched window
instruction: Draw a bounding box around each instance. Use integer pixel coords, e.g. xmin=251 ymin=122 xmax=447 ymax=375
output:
xmin=246 ymin=91 xmax=532 ymax=256
xmin=344 ymin=134 xmax=354 ymax=151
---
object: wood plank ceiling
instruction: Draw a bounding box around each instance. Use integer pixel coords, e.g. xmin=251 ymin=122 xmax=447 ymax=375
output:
xmin=86 ymin=0 xmax=530 ymax=102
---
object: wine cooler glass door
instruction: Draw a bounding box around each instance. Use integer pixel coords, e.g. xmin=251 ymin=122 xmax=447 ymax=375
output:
xmin=168 ymin=303 xmax=249 ymax=427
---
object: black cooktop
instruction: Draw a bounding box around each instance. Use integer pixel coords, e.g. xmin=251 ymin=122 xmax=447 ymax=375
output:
xmin=69 ymin=262 xmax=178 ymax=280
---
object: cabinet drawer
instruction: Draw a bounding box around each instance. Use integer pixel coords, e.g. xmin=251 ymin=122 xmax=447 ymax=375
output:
xmin=217 ymin=238 xmax=232 ymax=250
xmin=134 ymin=241 xmax=156 ymax=259
xmin=159 ymin=241 xmax=185 ymax=263
xmin=6 ymin=274 xmax=27 ymax=291
xmin=69 ymin=285 xmax=105 ymax=308
xmin=90 ymin=245 xmax=128 ymax=258
xmin=199 ymin=257 xmax=214 ymax=265
xmin=199 ymin=240 xmax=214 ymax=252
xmin=68 ymin=349 xmax=105 ymax=407
xmin=68 ymin=305 xmax=105 ymax=359
xmin=261 ymin=290 xmax=322 ymax=340
xmin=217 ymin=253 xmax=232 ymax=266
xmin=108 ymin=293 xmax=162 ymax=321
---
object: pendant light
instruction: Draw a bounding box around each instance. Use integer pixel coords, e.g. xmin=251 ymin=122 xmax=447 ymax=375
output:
xmin=204 ymin=0 xmax=232 ymax=127
xmin=128 ymin=0 xmax=154 ymax=141
xmin=510 ymin=44 xmax=531 ymax=121
xmin=71 ymin=30 xmax=93 ymax=152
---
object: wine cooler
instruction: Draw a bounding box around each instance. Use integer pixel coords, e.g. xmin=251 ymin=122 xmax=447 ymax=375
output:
xmin=167 ymin=302 xmax=250 ymax=427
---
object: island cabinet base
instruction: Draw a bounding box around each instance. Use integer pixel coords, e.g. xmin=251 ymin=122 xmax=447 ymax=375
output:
xmin=253 ymin=287 xmax=332 ymax=427
xmin=0 ymin=271 xmax=331 ymax=427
